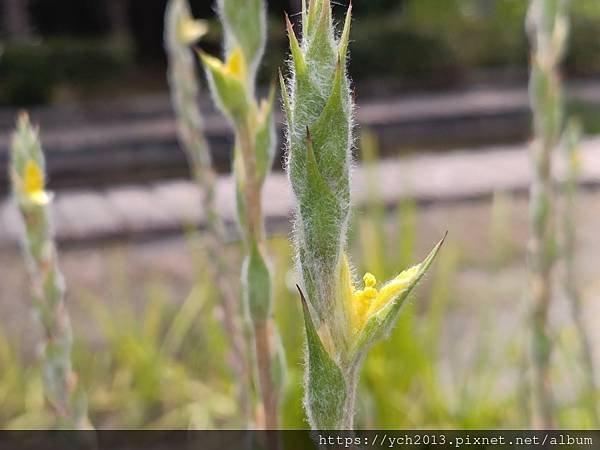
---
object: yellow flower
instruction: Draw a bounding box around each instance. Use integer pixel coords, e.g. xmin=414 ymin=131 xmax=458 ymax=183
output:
xmin=225 ymin=46 xmax=246 ymax=80
xmin=342 ymin=255 xmax=421 ymax=333
xmin=201 ymin=45 xmax=247 ymax=82
xmin=178 ymin=17 xmax=208 ymax=45
xmin=22 ymin=159 xmax=51 ymax=205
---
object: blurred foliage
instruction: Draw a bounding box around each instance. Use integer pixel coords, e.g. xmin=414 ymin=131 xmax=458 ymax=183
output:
xmin=0 ymin=38 xmax=133 ymax=105
xmin=2 ymin=132 xmax=598 ymax=430
xmin=3 ymin=0 xmax=600 ymax=105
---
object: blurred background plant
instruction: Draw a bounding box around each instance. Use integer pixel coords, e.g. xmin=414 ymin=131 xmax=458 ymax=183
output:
xmin=198 ymin=0 xmax=284 ymax=430
xmin=9 ymin=114 xmax=91 ymax=429
xmin=163 ymin=0 xmax=252 ymax=426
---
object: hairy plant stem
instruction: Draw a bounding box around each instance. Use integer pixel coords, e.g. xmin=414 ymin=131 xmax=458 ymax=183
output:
xmin=340 ymin=366 xmax=360 ymax=430
xmin=201 ymin=0 xmax=283 ymax=429
xmin=237 ymin=123 xmax=279 ymax=430
xmin=164 ymin=0 xmax=252 ymax=422
xmin=237 ymin=124 xmax=264 ymax=243
xmin=529 ymin=150 xmax=555 ymax=429
xmin=527 ymin=0 xmax=569 ymax=429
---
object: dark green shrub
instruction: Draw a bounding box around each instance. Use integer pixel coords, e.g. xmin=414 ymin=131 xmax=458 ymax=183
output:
xmin=349 ymin=18 xmax=460 ymax=86
xmin=0 ymin=38 xmax=133 ymax=106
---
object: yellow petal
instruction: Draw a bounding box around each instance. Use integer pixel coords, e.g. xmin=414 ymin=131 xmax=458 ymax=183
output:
xmin=226 ymin=46 xmax=246 ymax=80
xmin=24 ymin=159 xmax=44 ymax=195
xmin=367 ymin=265 xmax=421 ymax=316
xmin=178 ymin=18 xmax=208 ymax=45
xmin=22 ymin=159 xmax=52 ymax=205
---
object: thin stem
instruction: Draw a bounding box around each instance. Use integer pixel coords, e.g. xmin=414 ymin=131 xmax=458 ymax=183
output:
xmin=526 ymin=0 xmax=569 ymax=429
xmin=254 ymin=323 xmax=278 ymax=430
xmin=529 ymin=143 xmax=555 ymax=429
xmin=237 ymin=124 xmax=265 ymax=243
xmin=340 ymin=366 xmax=359 ymax=430
xmin=237 ymin=123 xmax=279 ymax=429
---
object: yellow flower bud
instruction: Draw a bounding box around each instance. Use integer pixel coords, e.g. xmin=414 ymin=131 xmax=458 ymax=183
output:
xmin=226 ymin=46 xmax=246 ymax=81
xmin=23 ymin=159 xmax=51 ymax=205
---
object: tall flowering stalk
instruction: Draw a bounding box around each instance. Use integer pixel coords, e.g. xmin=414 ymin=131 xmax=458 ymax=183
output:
xmin=164 ymin=0 xmax=252 ymax=422
xmin=526 ymin=0 xmax=569 ymax=429
xmin=198 ymin=0 xmax=284 ymax=429
xmin=561 ymin=120 xmax=599 ymax=426
xmin=9 ymin=113 xmax=91 ymax=429
xmin=281 ymin=0 xmax=443 ymax=430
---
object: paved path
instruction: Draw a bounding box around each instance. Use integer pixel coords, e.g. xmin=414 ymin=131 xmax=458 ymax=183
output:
xmin=2 ymin=137 xmax=600 ymax=248
xmin=0 ymin=81 xmax=599 ymax=192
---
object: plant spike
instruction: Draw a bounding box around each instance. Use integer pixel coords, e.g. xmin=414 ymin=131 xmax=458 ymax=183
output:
xmin=561 ymin=120 xmax=599 ymax=426
xmin=163 ymin=0 xmax=252 ymax=424
xmin=526 ymin=0 xmax=570 ymax=429
xmin=199 ymin=0 xmax=284 ymax=429
xmin=282 ymin=1 xmax=443 ymax=430
xmin=9 ymin=113 xmax=92 ymax=429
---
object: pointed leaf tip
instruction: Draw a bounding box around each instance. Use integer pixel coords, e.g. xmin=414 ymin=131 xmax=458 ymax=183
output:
xmin=298 ymin=286 xmax=346 ymax=430
xmin=286 ymin=14 xmax=306 ymax=75
xmin=339 ymin=3 xmax=352 ymax=63
xmin=297 ymin=284 xmax=308 ymax=309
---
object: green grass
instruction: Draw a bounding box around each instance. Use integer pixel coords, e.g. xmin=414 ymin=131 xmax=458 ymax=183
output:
xmin=0 ymin=171 xmax=598 ymax=429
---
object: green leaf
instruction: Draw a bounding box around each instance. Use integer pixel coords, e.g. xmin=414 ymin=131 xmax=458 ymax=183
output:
xmin=338 ymin=5 xmax=353 ymax=65
xmin=310 ymin=61 xmax=351 ymax=196
xmin=286 ymin=14 xmax=306 ymax=78
xmin=279 ymin=69 xmax=293 ymax=126
xmin=199 ymin=51 xmax=248 ymax=125
xmin=218 ymin=0 xmax=265 ymax=72
xmin=297 ymin=130 xmax=345 ymax=317
xmin=243 ymin=239 xmax=272 ymax=325
xmin=297 ymin=286 xmax=346 ymax=430
xmin=350 ymin=234 xmax=447 ymax=362
xmin=305 ymin=0 xmax=336 ymax=91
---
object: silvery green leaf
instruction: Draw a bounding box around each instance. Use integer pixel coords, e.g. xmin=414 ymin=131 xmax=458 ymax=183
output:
xmin=243 ymin=239 xmax=272 ymax=326
xmin=310 ymin=61 xmax=351 ymax=198
xmin=298 ymin=286 xmax=346 ymax=430
xmin=297 ymin=131 xmax=345 ymax=320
